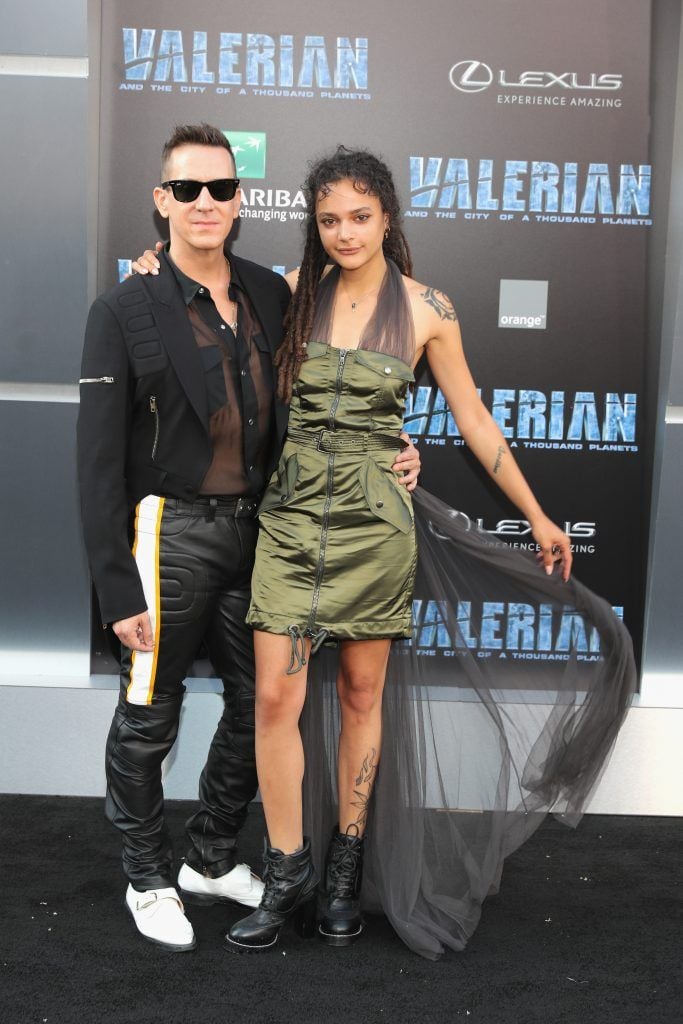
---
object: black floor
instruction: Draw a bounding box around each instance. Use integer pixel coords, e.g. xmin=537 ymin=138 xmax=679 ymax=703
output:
xmin=1 ymin=796 xmax=680 ymax=1024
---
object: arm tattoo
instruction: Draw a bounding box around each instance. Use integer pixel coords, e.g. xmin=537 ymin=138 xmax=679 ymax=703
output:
xmin=421 ymin=287 xmax=458 ymax=321
xmin=493 ymin=445 xmax=506 ymax=475
xmin=349 ymin=748 xmax=378 ymax=831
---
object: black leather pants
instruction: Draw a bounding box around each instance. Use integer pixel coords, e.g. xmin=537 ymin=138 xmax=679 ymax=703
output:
xmin=105 ymin=496 xmax=259 ymax=891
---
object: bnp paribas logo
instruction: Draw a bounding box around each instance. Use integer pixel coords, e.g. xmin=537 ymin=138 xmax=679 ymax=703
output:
xmin=225 ymin=130 xmax=267 ymax=178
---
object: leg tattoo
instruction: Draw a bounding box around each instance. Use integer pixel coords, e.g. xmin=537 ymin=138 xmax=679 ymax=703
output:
xmin=349 ymin=748 xmax=378 ymax=833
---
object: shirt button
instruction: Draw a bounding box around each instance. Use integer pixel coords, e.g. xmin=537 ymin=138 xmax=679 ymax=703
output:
xmin=248 ymin=418 xmax=254 ymax=426
xmin=376 ymin=500 xmax=384 ymax=508
xmin=198 ymin=287 xmax=204 ymax=294
xmin=220 ymin=324 xmax=226 ymax=330
xmin=248 ymin=464 xmax=255 ymax=472
xmin=241 ymin=369 xmax=247 ymax=377
xmin=384 ymin=367 xmax=392 ymax=375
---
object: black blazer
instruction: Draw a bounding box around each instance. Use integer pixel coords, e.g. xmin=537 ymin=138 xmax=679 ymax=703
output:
xmin=77 ymin=252 xmax=291 ymax=624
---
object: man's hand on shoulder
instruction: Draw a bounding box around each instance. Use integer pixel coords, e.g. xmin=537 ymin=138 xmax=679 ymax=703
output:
xmin=113 ymin=611 xmax=155 ymax=652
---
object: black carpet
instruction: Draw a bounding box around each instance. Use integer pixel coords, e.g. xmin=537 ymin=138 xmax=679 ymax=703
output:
xmin=1 ymin=796 xmax=680 ymax=1024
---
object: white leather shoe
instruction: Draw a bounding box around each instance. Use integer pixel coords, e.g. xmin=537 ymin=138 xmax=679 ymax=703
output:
xmin=178 ymin=861 xmax=264 ymax=908
xmin=125 ymin=885 xmax=196 ymax=951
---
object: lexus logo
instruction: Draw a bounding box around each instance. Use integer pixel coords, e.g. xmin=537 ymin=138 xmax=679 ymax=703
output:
xmin=449 ymin=60 xmax=624 ymax=95
xmin=427 ymin=509 xmax=475 ymax=541
xmin=449 ymin=60 xmax=494 ymax=93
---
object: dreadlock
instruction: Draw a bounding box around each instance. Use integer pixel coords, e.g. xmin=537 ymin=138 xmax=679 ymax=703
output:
xmin=276 ymin=147 xmax=413 ymax=402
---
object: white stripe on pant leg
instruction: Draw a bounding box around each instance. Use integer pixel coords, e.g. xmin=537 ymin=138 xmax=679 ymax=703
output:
xmin=127 ymin=495 xmax=165 ymax=706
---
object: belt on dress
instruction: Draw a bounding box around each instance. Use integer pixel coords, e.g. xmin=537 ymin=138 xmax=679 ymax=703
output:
xmin=287 ymin=427 xmax=406 ymax=453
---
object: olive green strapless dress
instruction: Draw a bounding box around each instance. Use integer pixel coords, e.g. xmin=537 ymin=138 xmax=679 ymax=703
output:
xmin=247 ymin=340 xmax=416 ymax=644
xmin=246 ymin=261 xmax=417 ymax=650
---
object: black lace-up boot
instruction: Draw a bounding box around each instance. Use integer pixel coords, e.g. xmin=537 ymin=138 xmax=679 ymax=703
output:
xmin=224 ymin=837 xmax=317 ymax=953
xmin=318 ymin=829 xmax=365 ymax=946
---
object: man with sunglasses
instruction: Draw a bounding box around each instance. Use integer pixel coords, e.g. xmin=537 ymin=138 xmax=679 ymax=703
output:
xmin=77 ymin=123 xmax=294 ymax=952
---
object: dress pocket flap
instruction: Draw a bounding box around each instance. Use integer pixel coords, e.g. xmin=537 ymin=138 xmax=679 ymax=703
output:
xmin=258 ymin=453 xmax=300 ymax=515
xmin=354 ymin=350 xmax=414 ymax=382
xmin=358 ymin=458 xmax=413 ymax=534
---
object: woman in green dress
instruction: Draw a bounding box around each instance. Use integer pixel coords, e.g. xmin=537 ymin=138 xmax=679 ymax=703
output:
xmin=225 ymin=148 xmax=634 ymax=957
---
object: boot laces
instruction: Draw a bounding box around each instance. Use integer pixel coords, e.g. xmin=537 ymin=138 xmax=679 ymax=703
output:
xmin=330 ymin=844 xmax=359 ymax=898
xmin=260 ymin=858 xmax=300 ymax=910
xmin=260 ymin=860 xmax=283 ymax=910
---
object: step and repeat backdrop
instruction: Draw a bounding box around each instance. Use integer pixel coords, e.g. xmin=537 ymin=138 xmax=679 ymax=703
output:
xmin=94 ymin=0 xmax=654 ymax=676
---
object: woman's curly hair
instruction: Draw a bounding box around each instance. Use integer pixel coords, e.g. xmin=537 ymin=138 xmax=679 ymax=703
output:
xmin=275 ymin=147 xmax=412 ymax=402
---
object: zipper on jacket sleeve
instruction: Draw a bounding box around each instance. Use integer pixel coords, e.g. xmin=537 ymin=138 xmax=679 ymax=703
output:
xmin=150 ymin=395 xmax=160 ymax=459
xmin=79 ymin=376 xmax=115 ymax=384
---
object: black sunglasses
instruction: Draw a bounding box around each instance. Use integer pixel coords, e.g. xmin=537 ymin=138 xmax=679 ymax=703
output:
xmin=161 ymin=178 xmax=240 ymax=203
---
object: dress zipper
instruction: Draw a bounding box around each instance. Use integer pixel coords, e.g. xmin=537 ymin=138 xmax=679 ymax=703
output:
xmin=79 ymin=376 xmax=115 ymax=384
xmin=307 ymin=349 xmax=348 ymax=632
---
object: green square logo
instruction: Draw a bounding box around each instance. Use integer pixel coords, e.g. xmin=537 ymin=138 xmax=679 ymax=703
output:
xmin=224 ymin=130 xmax=267 ymax=179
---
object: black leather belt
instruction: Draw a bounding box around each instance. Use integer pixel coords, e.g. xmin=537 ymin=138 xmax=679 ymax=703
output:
xmin=166 ymin=495 xmax=260 ymax=519
xmin=287 ymin=427 xmax=405 ymax=453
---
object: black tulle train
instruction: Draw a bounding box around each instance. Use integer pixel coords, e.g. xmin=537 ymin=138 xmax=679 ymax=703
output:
xmin=300 ymin=487 xmax=636 ymax=960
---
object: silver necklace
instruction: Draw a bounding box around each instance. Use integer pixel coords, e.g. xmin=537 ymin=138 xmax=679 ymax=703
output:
xmin=340 ymin=278 xmax=381 ymax=312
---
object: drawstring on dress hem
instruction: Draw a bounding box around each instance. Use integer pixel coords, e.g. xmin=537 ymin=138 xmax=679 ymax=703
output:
xmin=285 ymin=625 xmax=333 ymax=675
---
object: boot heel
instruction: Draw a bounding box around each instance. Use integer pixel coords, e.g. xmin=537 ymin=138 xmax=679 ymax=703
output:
xmin=293 ymin=897 xmax=317 ymax=939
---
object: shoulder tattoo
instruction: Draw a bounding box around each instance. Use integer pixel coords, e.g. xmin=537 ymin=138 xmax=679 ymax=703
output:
xmin=421 ymin=287 xmax=458 ymax=321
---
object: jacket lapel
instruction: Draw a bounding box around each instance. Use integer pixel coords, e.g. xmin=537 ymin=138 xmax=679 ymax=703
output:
xmin=143 ymin=258 xmax=209 ymax=433
xmin=231 ymin=255 xmax=290 ymax=453
xmin=231 ymin=255 xmax=282 ymax=357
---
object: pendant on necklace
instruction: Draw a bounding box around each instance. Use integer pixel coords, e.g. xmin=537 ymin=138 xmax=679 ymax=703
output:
xmin=351 ymin=302 xmax=357 ymax=311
